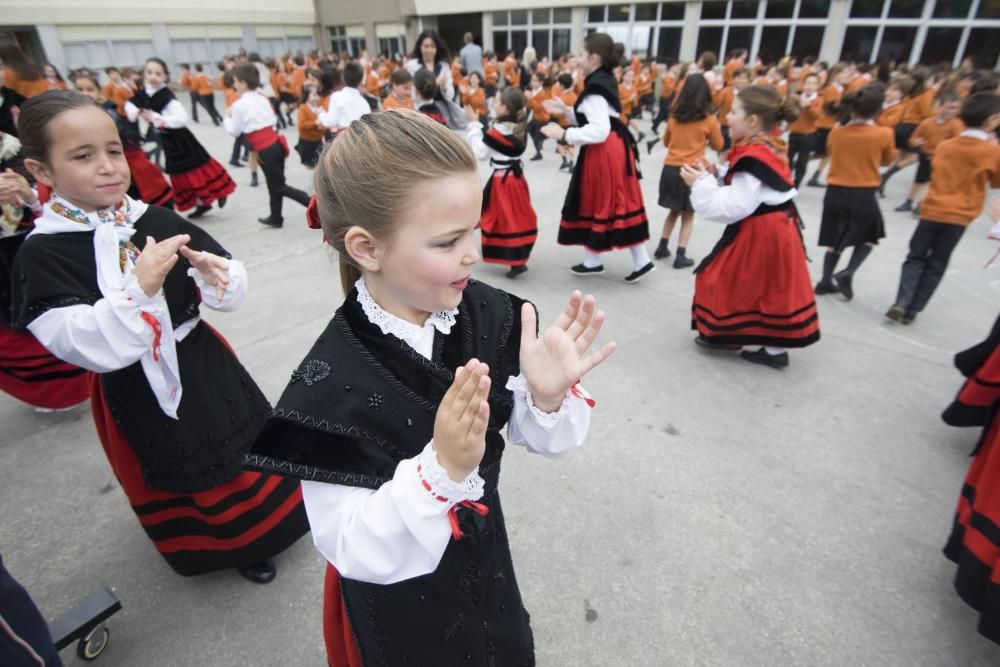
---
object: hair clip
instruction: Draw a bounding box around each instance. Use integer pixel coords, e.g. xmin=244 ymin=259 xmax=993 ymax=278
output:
xmin=305 ymin=195 xmax=321 ymax=230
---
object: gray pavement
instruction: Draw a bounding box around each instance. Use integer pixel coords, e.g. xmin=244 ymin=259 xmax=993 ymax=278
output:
xmin=3 ymin=109 xmax=1000 ymax=667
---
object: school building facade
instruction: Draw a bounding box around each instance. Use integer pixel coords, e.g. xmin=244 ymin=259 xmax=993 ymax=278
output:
xmin=2 ymin=0 xmax=998 ymax=78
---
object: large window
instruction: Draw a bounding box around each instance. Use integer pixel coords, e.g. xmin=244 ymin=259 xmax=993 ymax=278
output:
xmin=693 ymin=0 xmax=827 ymax=65
xmin=493 ymin=7 xmax=572 ymax=60
xmin=328 ymin=25 xmax=365 ymax=57
xmin=584 ymin=2 xmax=687 ymax=62
xmin=844 ymin=0 xmax=1000 ymax=67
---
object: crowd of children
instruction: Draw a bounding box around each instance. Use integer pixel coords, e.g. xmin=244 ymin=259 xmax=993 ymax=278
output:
xmin=2 ymin=30 xmax=1000 ymax=664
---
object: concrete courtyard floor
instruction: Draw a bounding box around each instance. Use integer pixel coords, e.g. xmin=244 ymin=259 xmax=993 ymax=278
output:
xmin=3 ymin=109 xmax=1000 ymax=666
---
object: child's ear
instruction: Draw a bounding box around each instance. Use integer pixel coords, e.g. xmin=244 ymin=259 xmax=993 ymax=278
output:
xmin=344 ymin=226 xmax=382 ymax=272
xmin=23 ymin=158 xmax=53 ymax=188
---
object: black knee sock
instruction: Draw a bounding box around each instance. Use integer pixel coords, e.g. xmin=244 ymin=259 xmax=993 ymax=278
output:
xmin=821 ymin=251 xmax=840 ymax=283
xmin=881 ymin=165 xmax=899 ymax=185
xmin=845 ymin=244 xmax=873 ymax=274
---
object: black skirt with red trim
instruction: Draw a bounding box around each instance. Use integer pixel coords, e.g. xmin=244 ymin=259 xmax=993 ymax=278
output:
xmin=0 ymin=322 xmax=89 ymax=409
xmin=692 ymin=208 xmax=820 ymax=348
xmin=558 ymin=121 xmax=649 ymax=252
xmin=124 ymin=146 xmax=173 ymax=209
xmin=87 ymin=372 xmax=308 ymax=576
xmin=481 ymin=169 xmax=538 ymax=267
xmin=944 ymin=314 xmax=1000 ymax=428
xmin=944 ymin=404 xmax=1000 ymax=645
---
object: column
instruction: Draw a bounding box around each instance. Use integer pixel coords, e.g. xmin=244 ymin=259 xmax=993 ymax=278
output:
xmin=819 ymin=0 xmax=849 ymax=64
xmin=35 ymin=25 xmax=66 ymax=74
xmin=679 ymin=1 xmax=701 ymax=62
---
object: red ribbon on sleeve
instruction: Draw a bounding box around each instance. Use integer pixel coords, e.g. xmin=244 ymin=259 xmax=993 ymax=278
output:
xmin=140 ymin=311 xmax=162 ymax=361
xmin=447 ymin=501 xmax=490 ymax=541
xmin=570 ymin=383 xmax=596 ymax=408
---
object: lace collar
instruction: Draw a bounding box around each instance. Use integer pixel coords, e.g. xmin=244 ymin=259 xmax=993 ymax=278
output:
xmin=355 ymin=278 xmax=458 ymax=343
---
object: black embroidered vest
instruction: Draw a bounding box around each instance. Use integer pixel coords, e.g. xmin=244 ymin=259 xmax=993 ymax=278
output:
xmin=12 ymin=206 xmax=271 ymax=492
xmin=246 ymin=280 xmax=537 ymax=666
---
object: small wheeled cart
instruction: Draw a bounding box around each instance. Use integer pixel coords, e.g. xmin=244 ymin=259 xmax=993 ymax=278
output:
xmin=48 ymin=587 xmax=122 ymax=661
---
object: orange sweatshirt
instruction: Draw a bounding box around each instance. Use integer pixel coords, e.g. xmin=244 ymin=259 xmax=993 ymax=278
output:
xmin=382 ymin=92 xmax=414 ymax=110
xmin=826 ymin=123 xmax=896 ymax=187
xmin=619 ymin=83 xmax=638 ymax=116
xmin=902 ymin=88 xmax=938 ymax=125
xmin=815 ymin=84 xmax=843 ymax=130
xmin=297 ymin=104 xmax=325 ymax=142
xmin=527 ymin=88 xmax=552 ymax=123
xmin=713 ymin=86 xmax=736 ymax=127
xmin=920 ymin=133 xmax=1000 ymax=225
xmin=663 ymin=115 xmax=724 ymax=166
xmin=195 ymin=74 xmax=213 ymax=96
xmin=910 ymin=116 xmax=964 ymax=157
xmin=788 ymin=95 xmax=821 ymax=135
xmin=876 ymin=101 xmax=905 ymax=129
xmin=462 ymin=87 xmax=487 ymax=117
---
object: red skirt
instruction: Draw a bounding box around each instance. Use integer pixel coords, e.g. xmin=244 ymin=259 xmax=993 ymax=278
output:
xmin=692 ymin=210 xmax=820 ymax=348
xmin=88 ymin=372 xmax=308 ymax=576
xmin=323 ymin=564 xmax=364 ymax=667
xmin=0 ymin=322 xmax=89 ymax=409
xmin=945 ymin=409 xmax=1000 ymax=644
xmin=481 ymin=171 xmax=537 ymax=267
xmin=124 ymin=146 xmax=173 ymax=208
xmin=169 ymin=158 xmax=236 ymax=212
xmin=558 ymin=128 xmax=649 ymax=252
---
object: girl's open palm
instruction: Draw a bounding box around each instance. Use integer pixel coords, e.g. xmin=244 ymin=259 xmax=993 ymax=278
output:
xmin=519 ymin=291 xmax=617 ymax=412
xmin=180 ymin=246 xmax=230 ymax=300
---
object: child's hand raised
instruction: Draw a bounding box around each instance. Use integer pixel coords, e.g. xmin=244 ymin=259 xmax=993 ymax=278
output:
xmin=680 ymin=163 xmax=708 ymax=186
xmin=519 ymin=292 xmax=616 ymax=413
xmin=180 ymin=246 xmax=230 ymax=300
xmin=133 ymin=234 xmax=190 ymax=297
xmin=434 ymin=359 xmax=491 ymax=482
xmin=463 ymin=104 xmax=479 ymax=122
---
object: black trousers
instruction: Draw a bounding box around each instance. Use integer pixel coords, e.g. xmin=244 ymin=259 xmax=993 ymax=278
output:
xmin=189 ymin=91 xmax=200 ymax=122
xmin=230 ymin=134 xmax=249 ymax=164
xmin=527 ymin=119 xmax=545 ymax=154
xmin=259 ymin=142 xmax=310 ymax=221
xmin=0 ymin=554 xmax=63 ymax=666
xmin=199 ymin=93 xmax=222 ymax=124
xmin=787 ymin=132 xmax=814 ymax=188
xmin=895 ymin=219 xmax=966 ymax=313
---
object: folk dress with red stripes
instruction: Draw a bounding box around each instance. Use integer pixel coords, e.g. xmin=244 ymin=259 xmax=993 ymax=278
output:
xmin=476 ymin=126 xmax=538 ymax=267
xmin=691 ymin=142 xmax=820 ymax=348
xmin=944 ymin=314 xmax=1000 ymax=428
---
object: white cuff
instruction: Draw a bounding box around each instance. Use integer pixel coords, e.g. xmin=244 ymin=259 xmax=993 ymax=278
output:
xmin=417 ymin=441 xmax=485 ymax=504
xmin=122 ymin=272 xmax=166 ymax=311
xmin=505 ymin=373 xmax=573 ymax=428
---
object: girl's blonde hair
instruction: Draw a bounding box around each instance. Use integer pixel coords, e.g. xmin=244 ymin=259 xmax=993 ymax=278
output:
xmin=314 ymin=109 xmax=478 ymax=294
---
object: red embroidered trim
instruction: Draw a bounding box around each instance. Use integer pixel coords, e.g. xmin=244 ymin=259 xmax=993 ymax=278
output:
xmin=140 ymin=312 xmax=162 ymax=361
xmin=416 ymin=463 xmax=491 ymax=540
xmin=571 ymin=383 xmax=596 ymax=408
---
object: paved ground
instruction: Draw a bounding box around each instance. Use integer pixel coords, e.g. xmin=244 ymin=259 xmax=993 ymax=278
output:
xmin=3 ymin=106 xmax=1000 ymax=667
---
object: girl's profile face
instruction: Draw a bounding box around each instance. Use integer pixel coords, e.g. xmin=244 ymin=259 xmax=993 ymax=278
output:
xmin=364 ymin=172 xmax=482 ymax=324
xmin=727 ymin=97 xmax=757 ymax=142
xmin=26 ymin=105 xmax=130 ymax=212
xmin=579 ymin=46 xmax=598 ymax=77
xmin=144 ymin=61 xmax=167 ymax=88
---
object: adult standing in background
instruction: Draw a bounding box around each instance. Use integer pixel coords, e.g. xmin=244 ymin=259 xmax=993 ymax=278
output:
xmin=460 ymin=32 xmax=483 ymax=78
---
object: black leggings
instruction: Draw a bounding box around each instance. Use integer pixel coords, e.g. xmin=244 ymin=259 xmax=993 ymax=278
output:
xmin=787 ymin=132 xmax=814 ymax=188
xmin=259 ymin=142 xmax=311 ymax=221
xmin=527 ymin=119 xmax=545 ymax=154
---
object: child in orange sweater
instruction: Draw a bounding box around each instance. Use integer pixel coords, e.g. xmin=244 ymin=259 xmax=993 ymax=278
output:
xmin=655 ymin=74 xmax=724 ymax=268
xmin=295 ymin=85 xmax=325 ymax=168
xmin=887 ymin=92 xmax=1000 ymax=323
xmin=893 ymin=92 xmax=963 ymax=213
xmin=815 ymin=83 xmax=896 ymax=299
xmin=382 ymin=69 xmax=415 ymax=111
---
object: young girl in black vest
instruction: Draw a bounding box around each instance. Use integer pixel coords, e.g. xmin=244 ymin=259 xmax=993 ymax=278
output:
xmin=681 ymin=85 xmax=819 ymax=369
xmin=464 ymin=86 xmax=537 ymax=278
xmin=541 ymin=33 xmax=653 ymax=283
xmin=12 ymin=91 xmax=308 ymax=583
xmin=246 ymin=109 xmax=615 ymax=665
xmin=125 ymin=58 xmax=236 ymax=219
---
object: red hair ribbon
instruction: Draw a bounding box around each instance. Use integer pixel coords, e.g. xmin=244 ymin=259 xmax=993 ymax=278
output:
xmin=140 ymin=312 xmax=162 ymax=362
xmin=448 ymin=501 xmax=490 ymax=541
xmin=306 ymin=195 xmax=321 ymax=230
xmin=571 ymin=383 xmax=596 ymax=408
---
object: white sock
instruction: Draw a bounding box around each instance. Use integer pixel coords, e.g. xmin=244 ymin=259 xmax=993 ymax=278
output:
xmin=582 ymin=250 xmax=602 ymax=268
xmin=630 ymin=244 xmax=651 ymax=271
xmin=764 ymin=346 xmax=786 ymax=356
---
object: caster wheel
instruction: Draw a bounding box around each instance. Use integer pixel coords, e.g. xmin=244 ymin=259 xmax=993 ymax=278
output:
xmin=76 ymin=625 xmax=109 ymax=661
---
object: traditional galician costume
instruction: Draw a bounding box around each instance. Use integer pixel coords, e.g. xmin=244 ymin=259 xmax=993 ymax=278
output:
xmin=246 ymin=278 xmax=594 ymax=665
xmin=689 ymin=136 xmax=820 ymax=350
xmin=466 ymin=116 xmax=538 ymax=274
xmin=100 ymin=99 xmax=173 ymax=208
xmin=126 ymin=85 xmax=235 ymax=213
xmin=557 ymin=67 xmax=649 ymax=253
xmin=11 ymin=194 xmax=308 ymax=576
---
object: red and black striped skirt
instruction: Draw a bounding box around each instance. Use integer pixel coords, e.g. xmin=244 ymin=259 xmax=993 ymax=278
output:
xmin=124 ymin=146 xmax=174 ymax=209
xmin=692 ymin=210 xmax=820 ymax=348
xmin=945 ymin=407 xmax=1000 ymax=645
xmin=944 ymin=314 xmax=1000 ymax=428
xmin=480 ymin=170 xmax=537 ymax=267
xmin=169 ymin=158 xmax=236 ymax=212
xmin=0 ymin=322 xmax=89 ymax=409
xmin=558 ymin=126 xmax=649 ymax=252
xmin=88 ymin=373 xmax=309 ymax=576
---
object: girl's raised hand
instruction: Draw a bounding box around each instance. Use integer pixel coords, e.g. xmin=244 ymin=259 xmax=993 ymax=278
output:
xmin=179 ymin=246 xmax=230 ymax=300
xmin=433 ymin=359 xmax=491 ymax=483
xmin=542 ymin=98 xmax=567 ymax=116
xmin=680 ymin=163 xmax=707 ymax=186
xmin=463 ymin=104 xmax=479 ymax=122
xmin=519 ymin=292 xmax=616 ymax=412
xmin=133 ymin=234 xmax=190 ymax=297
